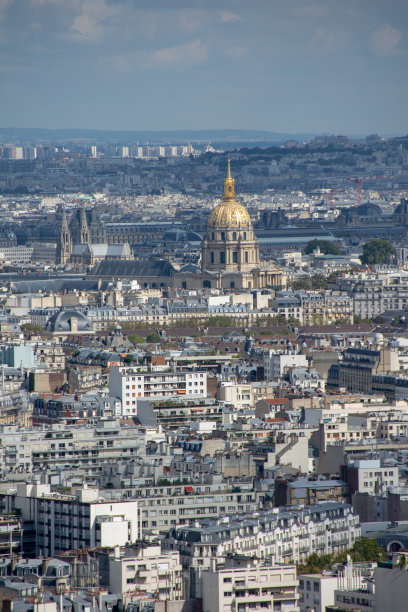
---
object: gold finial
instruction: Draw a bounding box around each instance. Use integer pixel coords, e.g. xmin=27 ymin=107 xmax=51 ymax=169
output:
xmin=223 ymin=156 xmax=236 ymax=202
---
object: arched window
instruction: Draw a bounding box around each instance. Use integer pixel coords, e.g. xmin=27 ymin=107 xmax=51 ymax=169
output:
xmin=203 ymin=280 xmax=211 ymax=288
xmin=245 ymin=251 xmax=249 ymax=263
xmin=232 ymin=232 xmax=237 ymax=240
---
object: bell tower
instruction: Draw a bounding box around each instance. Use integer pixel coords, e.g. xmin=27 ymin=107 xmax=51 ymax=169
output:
xmin=56 ymin=208 xmax=72 ymax=265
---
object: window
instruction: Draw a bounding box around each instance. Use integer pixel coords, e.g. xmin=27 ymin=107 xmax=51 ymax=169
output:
xmin=233 ymin=232 xmax=237 ymax=240
xmin=233 ymin=251 xmax=238 ymax=263
xmin=220 ymin=252 xmax=226 ymax=264
xmin=211 ymin=252 xmax=214 ymax=264
xmin=221 ymin=232 xmax=225 ymax=240
xmin=245 ymin=251 xmax=248 ymax=263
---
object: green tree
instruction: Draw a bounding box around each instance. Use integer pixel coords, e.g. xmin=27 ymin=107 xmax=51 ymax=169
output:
xmin=305 ymin=239 xmax=341 ymax=255
xmin=347 ymin=538 xmax=385 ymax=563
xmin=146 ymin=332 xmax=162 ymax=343
xmin=291 ymin=278 xmax=311 ymax=290
xmin=297 ymin=538 xmax=385 ymax=574
xmin=128 ymin=334 xmax=145 ymax=345
xmin=287 ymin=317 xmax=301 ymax=327
xmin=361 ymin=239 xmax=394 ymax=265
xmin=208 ymin=316 xmax=235 ymax=327
xmin=21 ymin=323 xmax=44 ymax=333
xmin=290 ymin=274 xmax=329 ymax=291
xmin=354 ymin=315 xmax=373 ymax=325
xmin=122 ymin=355 xmax=134 ymax=364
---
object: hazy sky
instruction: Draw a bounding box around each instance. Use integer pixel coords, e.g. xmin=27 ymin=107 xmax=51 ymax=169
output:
xmin=1 ymin=0 xmax=407 ymax=135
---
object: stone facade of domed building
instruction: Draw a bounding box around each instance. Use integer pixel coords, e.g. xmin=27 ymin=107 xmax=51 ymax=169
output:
xmin=174 ymin=161 xmax=286 ymax=291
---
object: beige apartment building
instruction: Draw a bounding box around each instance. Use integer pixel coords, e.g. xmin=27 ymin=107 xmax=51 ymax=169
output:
xmin=202 ymin=561 xmax=299 ymax=612
xmin=106 ymin=544 xmax=183 ymax=601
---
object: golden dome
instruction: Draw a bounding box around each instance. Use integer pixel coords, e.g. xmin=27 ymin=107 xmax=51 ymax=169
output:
xmin=207 ymin=158 xmax=252 ymax=229
xmin=207 ymin=202 xmax=251 ymax=229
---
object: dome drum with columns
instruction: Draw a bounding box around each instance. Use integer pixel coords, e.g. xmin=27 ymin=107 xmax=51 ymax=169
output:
xmin=174 ymin=160 xmax=286 ymax=291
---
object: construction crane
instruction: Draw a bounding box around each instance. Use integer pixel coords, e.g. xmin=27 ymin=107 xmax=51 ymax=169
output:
xmin=346 ymin=176 xmax=385 ymax=206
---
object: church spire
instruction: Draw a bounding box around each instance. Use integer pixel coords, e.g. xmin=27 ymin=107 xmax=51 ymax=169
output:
xmin=79 ymin=206 xmax=90 ymax=244
xmin=61 ymin=206 xmax=69 ymax=231
xmin=57 ymin=206 xmax=72 ymax=265
xmin=223 ymin=156 xmax=236 ymax=202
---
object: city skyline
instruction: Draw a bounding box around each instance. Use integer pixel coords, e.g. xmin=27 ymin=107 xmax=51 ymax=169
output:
xmin=0 ymin=0 xmax=407 ymax=135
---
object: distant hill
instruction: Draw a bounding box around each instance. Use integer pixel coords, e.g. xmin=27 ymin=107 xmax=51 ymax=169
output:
xmin=0 ymin=127 xmax=317 ymax=146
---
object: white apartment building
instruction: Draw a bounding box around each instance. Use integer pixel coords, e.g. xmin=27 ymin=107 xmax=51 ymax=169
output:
xmin=343 ymin=459 xmax=399 ymax=496
xmin=135 ymin=482 xmax=261 ymax=534
xmin=263 ymin=350 xmax=308 ymax=381
xmin=217 ymin=382 xmax=253 ymax=409
xmin=0 ymin=483 xmax=139 ymax=557
xmin=164 ymin=503 xmax=360 ymax=569
xmin=109 ymin=366 xmax=207 ymax=417
xmin=202 ymin=562 xmax=299 ymax=612
xmin=298 ymin=574 xmax=337 ymax=612
xmin=351 ymin=270 xmax=408 ymax=319
xmin=106 ymin=544 xmax=183 ymax=600
xmin=0 ymin=419 xmax=156 ymax=473
xmin=0 ymin=247 xmax=33 ymax=263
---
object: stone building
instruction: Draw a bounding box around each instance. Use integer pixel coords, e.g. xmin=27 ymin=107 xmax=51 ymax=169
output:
xmin=176 ymin=160 xmax=286 ymax=290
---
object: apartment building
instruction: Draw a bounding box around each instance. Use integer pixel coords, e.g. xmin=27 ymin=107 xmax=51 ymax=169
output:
xmin=263 ymin=350 xmax=308 ymax=381
xmin=109 ymin=366 xmax=207 ymax=417
xmin=35 ymin=343 xmax=66 ymax=371
xmin=350 ymin=270 xmax=408 ymax=319
xmin=271 ymin=293 xmax=303 ymax=324
xmin=102 ymin=544 xmax=183 ymax=601
xmin=163 ymin=503 xmax=360 ymax=568
xmin=328 ymin=347 xmax=400 ymax=395
xmin=0 ymin=419 xmax=153 ymax=473
xmin=137 ymin=397 xmax=222 ymax=428
xmin=0 ymin=483 xmax=139 ymax=557
xmin=202 ymin=561 xmax=299 ymax=612
xmin=0 ymin=515 xmax=23 ymax=555
xmin=33 ymin=393 xmax=119 ymax=425
xmin=374 ymin=553 xmax=408 ymax=612
xmin=298 ymin=574 xmax=337 ymax=612
xmin=341 ymin=459 xmax=399 ymax=496
xmin=217 ymin=382 xmax=253 ymax=409
xmin=119 ymin=480 xmax=263 ymax=534
xmin=274 ymin=477 xmax=350 ymax=507
xmin=300 ymin=292 xmax=353 ymax=326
